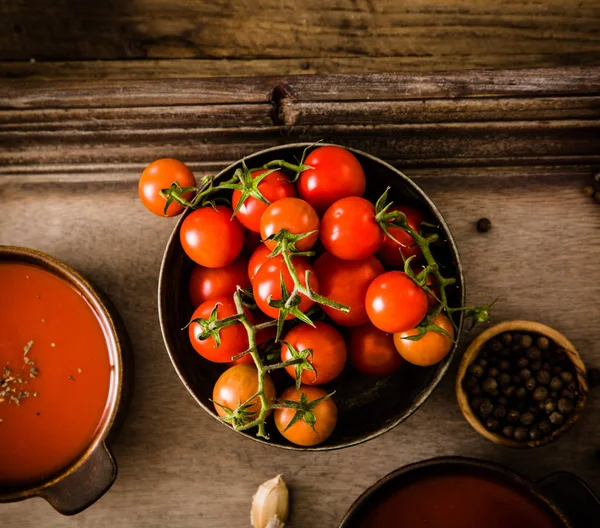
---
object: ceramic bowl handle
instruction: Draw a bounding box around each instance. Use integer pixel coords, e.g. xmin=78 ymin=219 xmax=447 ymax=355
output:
xmin=537 ymin=472 xmax=600 ymax=527
xmin=40 ymin=444 xmax=117 ymax=515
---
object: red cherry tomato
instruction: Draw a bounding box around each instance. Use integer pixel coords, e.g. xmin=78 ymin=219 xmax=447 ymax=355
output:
xmin=248 ymin=244 xmax=273 ymax=284
xmin=253 ymin=256 xmax=318 ymax=320
xmin=232 ymin=169 xmax=297 ymax=233
xmin=348 ymin=323 xmax=403 ymax=376
xmin=139 ymin=158 xmax=196 ymax=217
xmin=313 ymin=253 xmax=384 ymax=327
xmin=365 ymin=271 xmax=428 ymax=333
xmin=189 ymin=256 xmax=250 ymax=308
xmin=377 ymin=205 xmax=424 ymax=268
xmin=281 ymin=321 xmax=347 ymax=385
xmin=394 ymin=314 xmax=454 ymax=367
xmin=260 ymin=198 xmax=319 ymax=252
xmin=320 ymin=197 xmax=383 ymax=260
xmin=188 ymin=297 xmax=253 ymax=362
xmin=180 ymin=205 xmax=245 ymax=268
xmin=298 ymin=146 xmax=366 ymax=214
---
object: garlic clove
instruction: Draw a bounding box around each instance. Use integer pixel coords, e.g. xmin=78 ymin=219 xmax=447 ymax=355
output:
xmin=251 ymin=475 xmax=289 ymax=528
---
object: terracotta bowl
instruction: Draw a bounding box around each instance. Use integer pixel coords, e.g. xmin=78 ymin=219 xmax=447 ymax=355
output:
xmin=159 ymin=143 xmax=465 ymax=450
xmin=456 ymin=320 xmax=587 ymax=448
xmin=0 ymin=246 xmax=132 ymax=515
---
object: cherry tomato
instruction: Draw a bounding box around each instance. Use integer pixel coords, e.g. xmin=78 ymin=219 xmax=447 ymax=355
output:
xmin=348 ymin=323 xmax=403 ymax=376
xmin=298 ymin=146 xmax=366 ymax=214
xmin=320 ymin=197 xmax=383 ymax=260
xmin=189 ymin=256 xmax=250 ymax=308
xmin=260 ymin=198 xmax=319 ymax=252
xmin=139 ymin=158 xmax=196 ymax=217
xmin=281 ymin=322 xmax=347 ymax=385
xmin=232 ymin=169 xmax=297 ymax=233
xmin=248 ymin=244 xmax=272 ymax=284
xmin=313 ymin=253 xmax=384 ymax=327
xmin=365 ymin=271 xmax=428 ymax=333
xmin=180 ymin=205 xmax=245 ymax=268
xmin=253 ymin=256 xmax=318 ymax=320
xmin=377 ymin=205 xmax=424 ymax=268
xmin=188 ymin=297 xmax=253 ymax=362
xmin=274 ymin=386 xmax=337 ymax=447
xmin=393 ymin=314 xmax=455 ymax=367
xmin=212 ymin=364 xmax=276 ymax=421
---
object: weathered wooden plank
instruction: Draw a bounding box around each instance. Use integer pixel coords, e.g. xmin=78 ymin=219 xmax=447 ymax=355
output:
xmin=2 ymin=68 xmax=600 ymax=110
xmin=2 ymin=0 xmax=599 ymax=63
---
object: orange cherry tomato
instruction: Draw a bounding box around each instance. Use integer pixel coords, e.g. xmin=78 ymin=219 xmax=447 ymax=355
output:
xmin=189 ymin=256 xmax=250 ymax=308
xmin=139 ymin=158 xmax=196 ymax=217
xmin=348 ymin=322 xmax=403 ymax=376
xmin=393 ymin=314 xmax=455 ymax=367
xmin=281 ymin=321 xmax=347 ymax=385
xmin=260 ymin=197 xmax=320 ymax=252
xmin=274 ymin=386 xmax=337 ymax=447
xmin=212 ymin=364 xmax=276 ymax=421
xmin=248 ymin=244 xmax=273 ymax=284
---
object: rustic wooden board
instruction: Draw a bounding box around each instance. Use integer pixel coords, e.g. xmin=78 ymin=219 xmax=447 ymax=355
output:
xmin=2 ymin=0 xmax=600 ymax=82
xmin=0 ymin=170 xmax=599 ymax=527
xmin=1 ymin=68 xmax=600 ymax=181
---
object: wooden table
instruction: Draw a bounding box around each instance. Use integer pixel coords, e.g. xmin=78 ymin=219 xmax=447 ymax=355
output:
xmin=1 ymin=68 xmax=600 ymax=527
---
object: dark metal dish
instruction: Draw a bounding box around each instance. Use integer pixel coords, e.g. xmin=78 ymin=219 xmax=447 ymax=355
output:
xmin=158 ymin=143 xmax=465 ymax=450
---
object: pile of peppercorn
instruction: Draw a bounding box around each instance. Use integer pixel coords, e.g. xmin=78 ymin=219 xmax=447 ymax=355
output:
xmin=463 ymin=331 xmax=581 ymax=444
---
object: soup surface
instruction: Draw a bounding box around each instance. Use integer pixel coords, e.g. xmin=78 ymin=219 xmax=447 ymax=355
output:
xmin=0 ymin=262 xmax=114 ymax=487
xmin=360 ymin=468 xmax=564 ymax=528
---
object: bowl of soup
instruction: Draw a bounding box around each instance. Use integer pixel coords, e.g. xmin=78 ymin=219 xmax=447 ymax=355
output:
xmin=339 ymin=457 xmax=600 ymax=528
xmin=0 ymin=246 xmax=131 ymax=515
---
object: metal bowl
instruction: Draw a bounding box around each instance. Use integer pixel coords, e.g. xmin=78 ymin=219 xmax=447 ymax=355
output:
xmin=0 ymin=246 xmax=132 ymax=515
xmin=158 ymin=143 xmax=465 ymax=450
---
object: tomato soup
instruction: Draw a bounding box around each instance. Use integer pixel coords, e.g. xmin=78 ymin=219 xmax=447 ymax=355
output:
xmin=360 ymin=468 xmax=564 ymax=528
xmin=0 ymin=262 xmax=114 ymax=487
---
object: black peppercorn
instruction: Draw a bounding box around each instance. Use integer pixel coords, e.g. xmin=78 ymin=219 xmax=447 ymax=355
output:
xmin=502 ymin=425 xmax=515 ymax=438
xmin=520 ymin=335 xmax=533 ymax=348
xmin=557 ymin=398 xmax=574 ymax=415
xmin=539 ymin=419 xmax=551 ymax=434
xmin=526 ymin=347 xmax=541 ymax=361
xmin=536 ymin=336 xmax=550 ymax=350
xmin=489 ymin=339 xmax=503 ymax=353
xmin=507 ymin=409 xmax=520 ymax=423
xmin=498 ymin=359 xmax=511 ymax=372
xmin=478 ymin=358 xmax=488 ymax=369
xmin=566 ymin=380 xmax=578 ymax=392
xmin=517 ymin=357 xmax=529 ymax=369
xmin=560 ymin=371 xmax=574 ymax=384
xmin=468 ymin=363 xmax=485 ymax=379
xmin=502 ymin=386 xmax=516 ymax=398
xmin=541 ymin=362 xmax=551 ymax=371
xmin=536 ymin=370 xmax=551 ymax=385
xmin=516 ymin=387 xmax=527 ymax=399
xmin=477 ymin=217 xmax=492 ymax=232
xmin=500 ymin=333 xmax=513 ymax=346
xmin=549 ymin=376 xmax=563 ymax=391
xmin=487 ymin=367 xmax=500 ymax=378
xmin=519 ymin=368 xmax=532 ymax=381
xmin=549 ymin=412 xmax=564 ymax=426
xmin=550 ymin=391 xmax=558 ymax=399
xmin=464 ymin=376 xmax=481 ymax=395
xmin=471 ymin=396 xmax=484 ymax=411
xmin=480 ymin=399 xmax=494 ymax=418
xmin=499 ymin=348 xmax=510 ymax=358
xmin=498 ymin=373 xmax=511 ymax=387
xmin=542 ymin=399 xmax=556 ymax=414
xmin=530 ymin=360 xmax=542 ymax=372
xmin=525 ymin=378 xmax=537 ymax=392
xmin=529 ymin=427 xmax=542 ymax=442
xmin=520 ymin=412 xmax=535 ymax=426
xmin=482 ymin=378 xmax=498 ymax=394
xmin=512 ymin=344 xmax=522 ymax=353
xmin=486 ymin=418 xmax=500 ymax=432
xmin=533 ymin=386 xmax=549 ymax=402
xmin=514 ymin=427 xmax=528 ymax=442
xmin=493 ymin=405 xmax=507 ymax=419
xmin=498 ymin=396 xmax=509 ymax=406
xmin=512 ymin=374 xmax=521 ymax=384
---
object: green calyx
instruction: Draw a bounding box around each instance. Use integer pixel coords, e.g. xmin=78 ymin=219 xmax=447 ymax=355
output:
xmin=276 ymin=391 xmax=335 ymax=432
xmin=281 ymin=341 xmax=316 ymax=391
xmin=183 ymin=303 xmax=243 ymax=347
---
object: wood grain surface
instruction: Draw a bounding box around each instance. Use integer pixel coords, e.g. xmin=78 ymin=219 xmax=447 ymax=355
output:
xmin=1 ymin=0 xmax=600 ymax=80
xmin=1 ymin=68 xmax=599 ymax=181
xmin=1 ymin=168 xmax=599 ymax=527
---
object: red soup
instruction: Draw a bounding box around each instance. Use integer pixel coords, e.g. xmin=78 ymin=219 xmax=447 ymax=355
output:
xmin=0 ymin=262 xmax=114 ymax=487
xmin=360 ymin=468 xmax=565 ymax=528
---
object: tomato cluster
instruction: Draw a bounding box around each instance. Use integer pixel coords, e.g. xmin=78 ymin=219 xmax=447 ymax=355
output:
xmin=139 ymin=147 xmax=456 ymax=447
